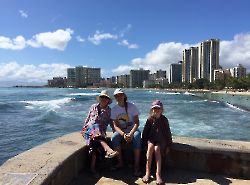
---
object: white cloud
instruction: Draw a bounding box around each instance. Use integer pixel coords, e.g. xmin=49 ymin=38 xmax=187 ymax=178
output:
xmin=113 ymin=42 xmax=190 ymax=75
xmin=0 ymin=28 xmax=73 ymax=51
xmin=220 ymin=33 xmax=250 ymax=71
xmin=88 ymin=30 xmax=118 ymax=45
xmin=0 ymin=35 xmax=26 ymax=50
xmin=27 ymin=28 xmax=73 ymax=50
xmin=118 ymin=39 xmax=139 ymax=49
xmin=19 ymin=10 xmax=28 ymax=18
xmin=0 ymin=61 xmax=71 ymax=85
xmin=113 ymin=33 xmax=250 ymax=76
xmin=76 ymin=35 xmax=85 ymax=43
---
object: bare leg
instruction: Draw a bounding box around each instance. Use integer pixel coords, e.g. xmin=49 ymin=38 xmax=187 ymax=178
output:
xmin=143 ymin=142 xmax=154 ymax=181
xmin=134 ymin=148 xmax=141 ymax=170
xmin=155 ymin=145 xmax=163 ymax=184
xmin=114 ymin=147 xmax=123 ymax=167
xmin=90 ymin=153 xmax=97 ymax=173
xmin=99 ymin=140 xmax=117 ymax=155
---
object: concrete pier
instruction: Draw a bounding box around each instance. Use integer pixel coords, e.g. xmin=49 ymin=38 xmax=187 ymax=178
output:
xmin=0 ymin=132 xmax=250 ymax=185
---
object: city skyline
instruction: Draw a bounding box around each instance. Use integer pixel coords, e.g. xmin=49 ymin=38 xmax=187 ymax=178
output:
xmin=1 ymin=0 xmax=250 ymax=86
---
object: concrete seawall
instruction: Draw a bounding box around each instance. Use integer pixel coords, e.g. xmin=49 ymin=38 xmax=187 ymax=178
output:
xmin=0 ymin=132 xmax=250 ymax=185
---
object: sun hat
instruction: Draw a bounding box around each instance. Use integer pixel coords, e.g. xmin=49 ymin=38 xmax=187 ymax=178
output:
xmin=151 ymin=100 xmax=163 ymax=109
xmin=113 ymin=88 xmax=125 ymax=96
xmin=96 ymin=90 xmax=112 ymax=104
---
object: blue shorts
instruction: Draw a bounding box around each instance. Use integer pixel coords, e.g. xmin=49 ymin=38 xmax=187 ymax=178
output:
xmin=111 ymin=130 xmax=141 ymax=149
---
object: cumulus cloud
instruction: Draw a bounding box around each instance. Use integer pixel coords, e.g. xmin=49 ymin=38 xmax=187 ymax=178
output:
xmin=27 ymin=28 xmax=73 ymax=50
xmin=88 ymin=30 xmax=118 ymax=45
xmin=118 ymin=39 xmax=139 ymax=49
xmin=19 ymin=10 xmax=28 ymax=18
xmin=0 ymin=28 xmax=73 ymax=51
xmin=220 ymin=33 xmax=250 ymax=72
xmin=113 ymin=42 xmax=190 ymax=75
xmin=113 ymin=33 xmax=250 ymax=76
xmin=0 ymin=35 xmax=26 ymax=50
xmin=0 ymin=61 xmax=71 ymax=85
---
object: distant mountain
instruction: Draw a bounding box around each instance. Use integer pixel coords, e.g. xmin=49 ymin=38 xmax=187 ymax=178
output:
xmin=0 ymin=80 xmax=47 ymax=87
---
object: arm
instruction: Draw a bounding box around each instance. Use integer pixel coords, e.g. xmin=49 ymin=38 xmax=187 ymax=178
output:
xmin=128 ymin=115 xmax=139 ymax=136
xmin=142 ymin=118 xmax=151 ymax=147
xmin=113 ymin=119 xmax=125 ymax=137
xmin=80 ymin=105 xmax=93 ymax=134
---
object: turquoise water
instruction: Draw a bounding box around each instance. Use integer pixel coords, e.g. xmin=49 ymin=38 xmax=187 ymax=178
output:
xmin=0 ymin=87 xmax=250 ymax=165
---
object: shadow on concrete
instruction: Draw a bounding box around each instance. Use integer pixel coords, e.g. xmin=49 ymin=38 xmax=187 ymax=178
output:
xmin=164 ymin=167 xmax=232 ymax=185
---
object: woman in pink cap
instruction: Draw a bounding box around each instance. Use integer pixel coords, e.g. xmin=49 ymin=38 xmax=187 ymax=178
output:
xmin=142 ymin=100 xmax=172 ymax=184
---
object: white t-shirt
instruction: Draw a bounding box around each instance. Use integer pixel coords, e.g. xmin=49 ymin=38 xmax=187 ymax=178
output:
xmin=111 ymin=102 xmax=140 ymax=132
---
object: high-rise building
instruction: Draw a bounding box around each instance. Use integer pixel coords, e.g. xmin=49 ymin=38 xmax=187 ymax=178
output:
xmin=182 ymin=49 xmax=191 ymax=83
xmin=156 ymin=70 xmax=167 ymax=79
xmin=117 ymin=74 xmax=130 ymax=88
xmin=170 ymin=61 xmax=182 ymax=83
xmin=130 ymin=68 xmax=150 ymax=88
xmin=199 ymin=39 xmax=220 ymax=82
xmin=182 ymin=47 xmax=198 ymax=83
xmin=67 ymin=66 xmax=101 ymax=87
xmin=67 ymin=68 xmax=76 ymax=87
xmin=230 ymin=64 xmax=246 ymax=78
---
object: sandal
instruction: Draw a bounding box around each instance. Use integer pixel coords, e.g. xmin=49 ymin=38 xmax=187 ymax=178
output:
xmin=105 ymin=151 xmax=118 ymax=159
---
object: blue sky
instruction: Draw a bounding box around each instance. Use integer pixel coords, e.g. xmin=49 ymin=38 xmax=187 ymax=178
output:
xmin=0 ymin=0 xmax=250 ymax=86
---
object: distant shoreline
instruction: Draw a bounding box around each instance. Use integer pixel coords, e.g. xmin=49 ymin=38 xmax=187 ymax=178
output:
xmin=11 ymin=86 xmax=250 ymax=96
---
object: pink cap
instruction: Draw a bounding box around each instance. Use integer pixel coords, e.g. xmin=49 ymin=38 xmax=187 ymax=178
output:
xmin=151 ymin=100 xmax=163 ymax=109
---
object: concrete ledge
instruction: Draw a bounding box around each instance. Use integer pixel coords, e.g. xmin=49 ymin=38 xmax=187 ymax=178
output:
xmin=0 ymin=132 xmax=250 ymax=185
xmin=0 ymin=132 xmax=87 ymax=185
xmin=169 ymin=136 xmax=250 ymax=179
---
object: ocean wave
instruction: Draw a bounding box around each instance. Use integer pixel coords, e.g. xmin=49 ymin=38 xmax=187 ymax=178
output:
xmin=155 ymin=91 xmax=181 ymax=95
xmin=226 ymin=102 xmax=249 ymax=112
xmin=183 ymin=91 xmax=195 ymax=96
xmin=68 ymin=92 xmax=100 ymax=96
xmin=0 ymin=101 xmax=23 ymax=111
xmin=20 ymin=97 xmax=72 ymax=110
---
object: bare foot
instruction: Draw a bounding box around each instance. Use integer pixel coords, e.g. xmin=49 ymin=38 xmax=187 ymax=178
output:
xmin=156 ymin=173 xmax=163 ymax=185
xmin=142 ymin=174 xmax=150 ymax=183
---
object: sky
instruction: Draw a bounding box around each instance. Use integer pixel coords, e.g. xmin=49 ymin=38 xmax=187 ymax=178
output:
xmin=0 ymin=0 xmax=250 ymax=86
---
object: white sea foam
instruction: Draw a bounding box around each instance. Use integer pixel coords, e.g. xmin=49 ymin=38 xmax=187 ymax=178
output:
xmin=21 ymin=98 xmax=72 ymax=110
xmin=226 ymin=102 xmax=245 ymax=112
xmin=183 ymin=91 xmax=195 ymax=96
xmin=68 ymin=92 xmax=100 ymax=96
xmin=155 ymin=91 xmax=181 ymax=95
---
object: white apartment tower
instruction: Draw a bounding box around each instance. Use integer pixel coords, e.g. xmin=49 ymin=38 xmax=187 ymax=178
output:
xmin=199 ymin=39 xmax=220 ymax=82
xmin=182 ymin=47 xmax=199 ymax=83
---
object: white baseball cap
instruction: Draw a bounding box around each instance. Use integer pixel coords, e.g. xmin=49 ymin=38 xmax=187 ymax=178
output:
xmin=113 ymin=88 xmax=125 ymax=96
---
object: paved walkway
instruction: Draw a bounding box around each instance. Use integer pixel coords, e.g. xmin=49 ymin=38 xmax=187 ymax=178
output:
xmin=71 ymin=167 xmax=250 ymax=185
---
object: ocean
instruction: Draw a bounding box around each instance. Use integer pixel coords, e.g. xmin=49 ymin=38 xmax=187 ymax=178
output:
xmin=0 ymin=87 xmax=250 ymax=165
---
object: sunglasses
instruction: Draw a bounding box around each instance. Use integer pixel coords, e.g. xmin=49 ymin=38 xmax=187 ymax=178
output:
xmin=100 ymin=96 xmax=110 ymax=100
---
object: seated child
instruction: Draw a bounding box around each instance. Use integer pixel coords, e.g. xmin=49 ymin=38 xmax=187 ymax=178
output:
xmin=142 ymin=100 xmax=172 ymax=184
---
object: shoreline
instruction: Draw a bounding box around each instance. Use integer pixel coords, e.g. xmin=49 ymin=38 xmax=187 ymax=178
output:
xmin=7 ymin=86 xmax=250 ymax=96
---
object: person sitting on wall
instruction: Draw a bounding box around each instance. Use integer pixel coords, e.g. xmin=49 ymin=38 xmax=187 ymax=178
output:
xmin=81 ymin=90 xmax=118 ymax=178
xmin=111 ymin=88 xmax=142 ymax=177
xmin=142 ymin=100 xmax=172 ymax=184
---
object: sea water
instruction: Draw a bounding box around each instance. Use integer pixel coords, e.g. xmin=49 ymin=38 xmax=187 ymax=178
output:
xmin=0 ymin=87 xmax=250 ymax=165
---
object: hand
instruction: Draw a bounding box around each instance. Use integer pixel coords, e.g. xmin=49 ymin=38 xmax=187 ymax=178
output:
xmin=124 ymin=133 xmax=132 ymax=143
